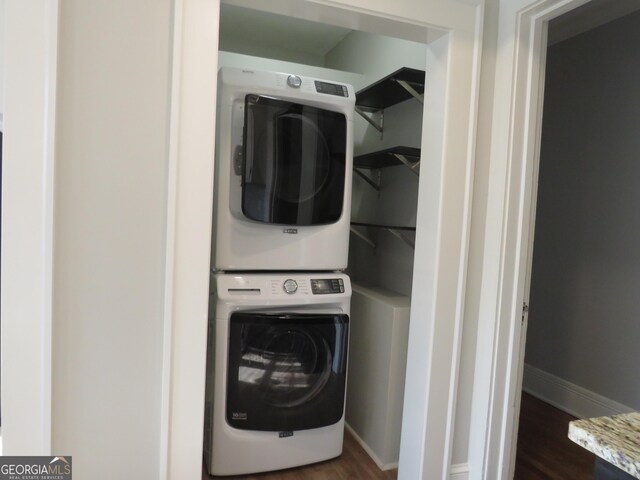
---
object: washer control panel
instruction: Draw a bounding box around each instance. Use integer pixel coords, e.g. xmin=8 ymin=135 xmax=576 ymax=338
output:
xmin=223 ymin=275 xmax=349 ymax=298
xmin=311 ymin=278 xmax=345 ymax=294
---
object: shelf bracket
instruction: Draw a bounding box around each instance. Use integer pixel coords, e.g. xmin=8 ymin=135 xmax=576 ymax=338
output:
xmin=350 ymin=226 xmax=376 ymax=249
xmin=351 ymin=223 xmax=416 ymax=250
xmin=353 ymin=167 xmax=381 ymax=192
xmin=386 ymin=228 xmax=415 ymax=249
xmin=392 ymin=153 xmax=420 ymax=176
xmin=355 ymin=106 xmax=384 ymax=134
xmin=395 ymin=79 xmax=424 ymax=105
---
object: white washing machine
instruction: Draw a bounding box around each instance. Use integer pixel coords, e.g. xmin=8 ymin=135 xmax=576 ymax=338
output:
xmin=204 ymin=273 xmax=351 ymax=476
xmin=211 ymin=67 xmax=355 ymax=271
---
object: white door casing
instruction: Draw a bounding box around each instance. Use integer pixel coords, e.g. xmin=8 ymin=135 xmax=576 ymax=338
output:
xmin=1 ymin=0 xmax=59 ymax=455
xmin=467 ymin=0 xmax=593 ymax=478
xmin=162 ymin=1 xmax=483 ymax=479
xmin=159 ymin=0 xmax=221 ymax=478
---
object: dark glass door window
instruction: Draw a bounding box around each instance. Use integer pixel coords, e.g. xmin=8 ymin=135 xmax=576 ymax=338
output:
xmin=242 ymin=95 xmax=347 ymax=226
xmin=227 ymin=312 xmax=349 ymax=432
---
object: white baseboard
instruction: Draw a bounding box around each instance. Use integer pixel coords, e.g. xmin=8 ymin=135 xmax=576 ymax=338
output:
xmin=345 ymin=423 xmax=469 ymax=479
xmin=344 ymin=423 xmax=397 ymax=471
xmin=522 ymin=364 xmax=634 ymax=419
xmin=450 ymin=463 xmax=469 ymax=480
xmin=346 ymin=423 xmax=467 ymax=478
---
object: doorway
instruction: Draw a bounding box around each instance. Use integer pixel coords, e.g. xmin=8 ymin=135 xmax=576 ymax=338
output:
xmin=206 ymin=5 xmax=426 ymax=477
xmin=207 ymin=4 xmax=426 ymax=478
xmin=514 ymin=5 xmax=640 ymax=477
xmin=479 ymin=0 xmax=640 ymax=478
xmin=165 ymin=1 xmax=483 ymax=478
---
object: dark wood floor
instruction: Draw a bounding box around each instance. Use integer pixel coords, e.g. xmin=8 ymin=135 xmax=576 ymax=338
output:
xmin=515 ymin=392 xmax=595 ymax=479
xmin=203 ymin=393 xmax=595 ymax=479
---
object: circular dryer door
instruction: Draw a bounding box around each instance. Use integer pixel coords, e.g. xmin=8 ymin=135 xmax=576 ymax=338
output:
xmin=226 ymin=312 xmax=349 ymax=432
xmin=241 ymin=95 xmax=347 ymax=226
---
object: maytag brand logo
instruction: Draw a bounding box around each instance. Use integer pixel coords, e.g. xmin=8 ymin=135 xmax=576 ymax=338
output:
xmin=283 ymin=228 xmax=298 ymax=234
xmin=0 ymin=456 xmax=72 ymax=480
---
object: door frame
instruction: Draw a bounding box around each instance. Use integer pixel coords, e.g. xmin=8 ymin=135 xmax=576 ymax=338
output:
xmin=1 ymin=0 xmax=59 ymax=455
xmin=467 ymin=0 xmax=593 ymax=478
xmin=161 ymin=0 xmax=483 ymax=479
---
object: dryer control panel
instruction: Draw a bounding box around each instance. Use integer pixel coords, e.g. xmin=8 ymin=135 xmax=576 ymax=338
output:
xmin=311 ymin=278 xmax=345 ymax=294
xmin=314 ymin=80 xmax=349 ymax=97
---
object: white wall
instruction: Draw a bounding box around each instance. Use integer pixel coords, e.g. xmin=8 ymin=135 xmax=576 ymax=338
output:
xmin=0 ymin=0 xmax=4 ymax=436
xmin=326 ymin=30 xmax=427 ymax=81
xmin=220 ymin=35 xmax=325 ymax=68
xmin=525 ymin=9 xmax=640 ymax=410
xmin=218 ymin=51 xmax=364 ymax=87
xmin=324 ymin=31 xmax=426 ymax=296
xmin=348 ymin=96 xmax=423 ymax=296
xmin=0 ymin=0 xmax=4 ymax=117
xmin=218 ymin=3 xmax=355 ymax=69
xmin=52 ymin=1 xmax=172 ymax=478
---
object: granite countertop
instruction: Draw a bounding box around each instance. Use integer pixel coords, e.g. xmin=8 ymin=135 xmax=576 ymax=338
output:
xmin=569 ymin=412 xmax=640 ymax=479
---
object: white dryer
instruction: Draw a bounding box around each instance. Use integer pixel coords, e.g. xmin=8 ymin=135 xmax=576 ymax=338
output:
xmin=204 ymin=273 xmax=351 ymax=476
xmin=211 ymin=67 xmax=355 ymax=271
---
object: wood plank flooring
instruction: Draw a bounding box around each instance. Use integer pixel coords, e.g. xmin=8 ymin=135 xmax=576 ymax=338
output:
xmin=514 ymin=392 xmax=595 ymax=479
xmin=203 ymin=393 xmax=595 ymax=479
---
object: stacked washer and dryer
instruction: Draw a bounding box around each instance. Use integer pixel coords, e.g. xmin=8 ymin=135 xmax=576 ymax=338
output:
xmin=204 ymin=67 xmax=356 ymax=476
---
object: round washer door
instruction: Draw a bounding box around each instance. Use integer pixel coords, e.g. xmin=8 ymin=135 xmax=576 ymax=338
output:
xmin=226 ymin=312 xmax=349 ymax=432
xmin=245 ymin=325 xmax=332 ymax=408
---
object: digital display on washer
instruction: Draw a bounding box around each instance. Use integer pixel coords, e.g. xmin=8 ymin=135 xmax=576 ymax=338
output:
xmin=311 ymin=278 xmax=345 ymax=294
xmin=314 ymin=81 xmax=349 ymax=97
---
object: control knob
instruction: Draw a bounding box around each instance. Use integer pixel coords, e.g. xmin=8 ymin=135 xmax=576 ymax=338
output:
xmin=287 ymin=75 xmax=302 ymax=88
xmin=283 ymin=279 xmax=298 ymax=294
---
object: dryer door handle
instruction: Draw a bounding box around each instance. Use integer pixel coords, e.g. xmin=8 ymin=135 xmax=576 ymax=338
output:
xmin=233 ymin=145 xmax=243 ymax=176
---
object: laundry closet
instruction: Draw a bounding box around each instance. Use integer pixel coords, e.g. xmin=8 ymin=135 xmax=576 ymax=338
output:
xmin=205 ymin=3 xmax=427 ymax=476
